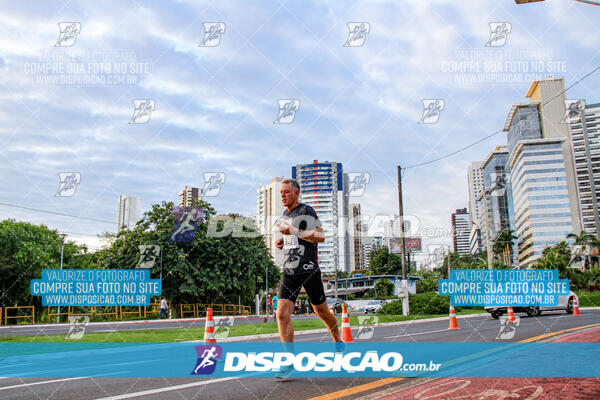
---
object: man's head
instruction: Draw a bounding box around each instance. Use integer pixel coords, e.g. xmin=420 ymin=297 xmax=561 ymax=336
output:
xmin=280 ymin=178 xmax=300 ymax=209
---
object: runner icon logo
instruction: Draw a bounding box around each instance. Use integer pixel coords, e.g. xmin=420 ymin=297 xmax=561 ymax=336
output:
xmin=496 ymin=315 xmax=520 ymax=340
xmin=192 ymin=345 xmax=223 ymax=375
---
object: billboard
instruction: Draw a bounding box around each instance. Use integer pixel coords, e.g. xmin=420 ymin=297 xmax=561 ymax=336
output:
xmin=389 ymin=237 xmax=422 ymax=254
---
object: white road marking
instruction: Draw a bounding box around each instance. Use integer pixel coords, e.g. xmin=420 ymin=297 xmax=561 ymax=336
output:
xmin=0 ymin=377 xmax=87 ymax=391
xmin=381 ymin=328 xmax=451 ymax=339
xmin=93 ymin=377 xmax=239 ymax=399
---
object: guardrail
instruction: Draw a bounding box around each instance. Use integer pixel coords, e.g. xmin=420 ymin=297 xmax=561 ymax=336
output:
xmin=1 ymin=302 xmax=251 ymax=324
xmin=180 ymin=303 xmax=197 ymax=318
xmin=119 ymin=306 xmax=142 ymax=320
xmin=4 ymin=306 xmax=35 ymax=325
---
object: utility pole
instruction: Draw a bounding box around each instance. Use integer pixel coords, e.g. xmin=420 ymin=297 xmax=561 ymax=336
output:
xmin=482 ymin=190 xmax=493 ymax=269
xmin=57 ymin=234 xmax=66 ymax=324
xmin=397 ymin=166 xmax=409 ymax=315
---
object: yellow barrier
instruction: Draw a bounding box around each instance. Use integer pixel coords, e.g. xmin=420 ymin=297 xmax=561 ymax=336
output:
xmin=144 ymin=301 xmax=161 ymax=318
xmin=4 ymin=306 xmax=34 ymax=325
xmin=91 ymin=306 xmax=118 ymax=320
xmin=68 ymin=306 xmax=92 ymax=321
xmin=46 ymin=307 xmax=69 ymax=323
xmin=179 ymin=303 xmax=197 ymax=318
xmin=119 ymin=306 xmax=142 ymax=320
xmin=196 ymin=304 xmax=250 ymax=316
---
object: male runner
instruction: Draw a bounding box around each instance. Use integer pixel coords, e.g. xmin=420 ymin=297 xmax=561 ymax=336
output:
xmin=275 ymin=178 xmax=342 ymax=378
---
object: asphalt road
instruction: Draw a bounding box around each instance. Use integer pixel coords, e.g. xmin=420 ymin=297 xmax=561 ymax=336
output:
xmin=1 ymin=309 xmax=599 ymax=400
xmin=0 ymin=314 xmax=315 ymax=337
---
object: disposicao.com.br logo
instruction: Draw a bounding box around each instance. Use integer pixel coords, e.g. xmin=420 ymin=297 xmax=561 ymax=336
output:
xmin=223 ymin=351 xmax=441 ymax=374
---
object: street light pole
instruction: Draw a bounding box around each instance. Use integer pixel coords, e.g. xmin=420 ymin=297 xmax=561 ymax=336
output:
xmin=57 ymin=234 xmax=66 ymax=324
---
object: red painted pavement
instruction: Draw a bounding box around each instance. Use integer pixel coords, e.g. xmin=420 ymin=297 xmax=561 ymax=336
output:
xmin=374 ymin=327 xmax=600 ymax=400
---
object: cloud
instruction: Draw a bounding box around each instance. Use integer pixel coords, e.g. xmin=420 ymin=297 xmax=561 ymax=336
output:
xmin=0 ymin=0 xmax=596 ymax=268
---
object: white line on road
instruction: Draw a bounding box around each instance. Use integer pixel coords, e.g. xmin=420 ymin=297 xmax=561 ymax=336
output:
xmin=0 ymin=377 xmax=88 ymax=391
xmin=93 ymin=377 xmax=239 ymax=399
xmin=380 ymin=328 xmax=451 ymax=339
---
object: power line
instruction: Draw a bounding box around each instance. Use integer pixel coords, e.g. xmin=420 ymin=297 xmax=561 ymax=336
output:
xmin=0 ymin=202 xmax=115 ymax=224
xmin=404 ymin=65 xmax=600 ymax=169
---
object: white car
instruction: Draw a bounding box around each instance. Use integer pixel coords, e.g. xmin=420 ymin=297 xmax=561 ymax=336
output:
xmin=364 ymin=300 xmax=384 ymax=314
xmin=485 ymin=291 xmax=578 ymax=319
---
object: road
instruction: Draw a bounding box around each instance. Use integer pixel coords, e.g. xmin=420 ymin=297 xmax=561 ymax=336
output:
xmin=0 ymin=314 xmax=314 ymax=337
xmin=0 ymin=309 xmax=599 ymax=399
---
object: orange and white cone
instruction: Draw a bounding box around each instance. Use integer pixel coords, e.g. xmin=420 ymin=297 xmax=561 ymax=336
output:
xmin=573 ymin=297 xmax=581 ymax=317
xmin=507 ymin=306 xmax=516 ymax=323
xmin=204 ymin=308 xmax=216 ymax=343
xmin=448 ymin=305 xmax=459 ymax=330
xmin=341 ymin=304 xmax=353 ymax=343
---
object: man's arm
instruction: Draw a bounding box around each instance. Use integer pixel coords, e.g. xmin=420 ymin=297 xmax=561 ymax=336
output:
xmin=294 ymin=225 xmax=325 ymax=243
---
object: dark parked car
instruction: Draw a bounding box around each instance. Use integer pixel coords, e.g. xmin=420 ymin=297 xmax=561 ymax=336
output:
xmin=326 ymin=298 xmax=343 ymax=314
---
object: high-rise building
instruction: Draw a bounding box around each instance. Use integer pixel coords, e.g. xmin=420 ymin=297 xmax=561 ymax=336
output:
xmin=362 ymin=234 xmax=384 ymax=270
xmin=467 ymin=162 xmax=485 ymax=227
xmin=505 ymin=78 xmax=581 ymax=267
xmin=178 ymin=186 xmax=203 ymax=207
xmin=385 ymin=215 xmax=403 ymax=239
xmin=481 ymin=146 xmax=516 ymax=263
xmin=349 ymin=203 xmax=363 ymax=271
xmin=117 ymin=195 xmax=141 ymax=231
xmin=567 ymin=101 xmax=600 ymax=236
xmin=292 ymin=160 xmax=349 ymax=273
xmin=451 ymin=208 xmax=471 ymax=254
xmin=467 ymin=161 xmax=485 ymax=254
xmin=256 ymin=177 xmax=285 ymax=267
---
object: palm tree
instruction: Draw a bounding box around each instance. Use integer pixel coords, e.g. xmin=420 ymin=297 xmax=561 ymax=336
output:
xmin=567 ymin=231 xmax=594 ymax=270
xmin=493 ymin=230 xmax=517 ymax=262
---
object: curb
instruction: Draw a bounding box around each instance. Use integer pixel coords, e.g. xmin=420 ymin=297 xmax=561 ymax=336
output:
xmin=2 ymin=307 xmax=599 ymax=331
xmin=217 ymin=312 xmax=491 ymax=342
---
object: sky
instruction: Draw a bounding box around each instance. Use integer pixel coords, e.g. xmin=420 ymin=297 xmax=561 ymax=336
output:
xmin=0 ymin=0 xmax=599 ymax=264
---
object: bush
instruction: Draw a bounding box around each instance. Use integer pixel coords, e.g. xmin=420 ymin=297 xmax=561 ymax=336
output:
xmin=379 ymin=292 xmax=461 ymax=315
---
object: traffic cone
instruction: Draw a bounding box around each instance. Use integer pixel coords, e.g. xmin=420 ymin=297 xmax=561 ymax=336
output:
xmin=341 ymin=304 xmax=353 ymax=343
xmin=448 ymin=305 xmax=459 ymax=330
xmin=204 ymin=308 xmax=216 ymax=343
xmin=507 ymin=306 xmax=516 ymax=323
xmin=573 ymin=297 xmax=581 ymax=316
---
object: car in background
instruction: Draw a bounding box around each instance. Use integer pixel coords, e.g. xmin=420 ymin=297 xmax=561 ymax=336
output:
xmin=485 ymin=291 xmax=578 ymax=319
xmin=327 ymin=298 xmax=343 ymax=314
xmin=364 ymin=300 xmax=384 ymax=314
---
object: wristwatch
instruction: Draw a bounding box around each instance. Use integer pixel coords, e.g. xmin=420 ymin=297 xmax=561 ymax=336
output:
xmin=294 ymin=228 xmax=302 ymax=238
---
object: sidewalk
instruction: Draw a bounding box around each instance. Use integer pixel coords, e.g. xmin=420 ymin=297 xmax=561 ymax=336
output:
xmin=364 ymin=325 xmax=600 ymax=400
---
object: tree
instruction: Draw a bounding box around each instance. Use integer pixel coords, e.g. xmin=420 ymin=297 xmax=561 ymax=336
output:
xmin=535 ymin=241 xmax=571 ymax=275
xmin=0 ymin=219 xmax=89 ymax=307
xmin=493 ymin=229 xmax=517 ymax=264
xmin=374 ymin=278 xmax=395 ymax=297
xmin=567 ymin=231 xmax=599 ymax=270
xmin=367 ymin=247 xmax=401 ymax=275
xmin=97 ymin=202 xmax=280 ymax=307
xmin=414 ymin=269 xmax=443 ymax=293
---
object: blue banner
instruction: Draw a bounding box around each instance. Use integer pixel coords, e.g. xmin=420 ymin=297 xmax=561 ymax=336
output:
xmin=1 ymin=342 xmax=598 ymax=378
xmin=438 ymin=269 xmax=569 ymax=306
xmin=30 ymin=269 xmax=161 ymax=306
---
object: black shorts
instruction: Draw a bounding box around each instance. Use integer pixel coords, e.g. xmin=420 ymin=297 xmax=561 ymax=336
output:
xmin=279 ymin=270 xmax=326 ymax=305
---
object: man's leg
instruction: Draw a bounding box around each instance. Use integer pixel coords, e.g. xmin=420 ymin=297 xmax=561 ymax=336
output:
xmin=276 ymin=299 xmax=294 ymax=343
xmin=312 ymin=301 xmax=341 ymax=342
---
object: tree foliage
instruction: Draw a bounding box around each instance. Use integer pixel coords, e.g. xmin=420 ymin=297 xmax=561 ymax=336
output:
xmin=374 ymin=278 xmax=394 ymax=297
xmin=0 ymin=219 xmax=91 ymax=307
xmin=367 ymin=247 xmax=402 ymax=275
xmin=0 ymin=200 xmax=280 ymax=308
xmin=95 ymin=202 xmax=280 ymax=306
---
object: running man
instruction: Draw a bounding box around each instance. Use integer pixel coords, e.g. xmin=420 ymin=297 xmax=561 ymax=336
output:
xmin=274 ymin=178 xmax=342 ymax=378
